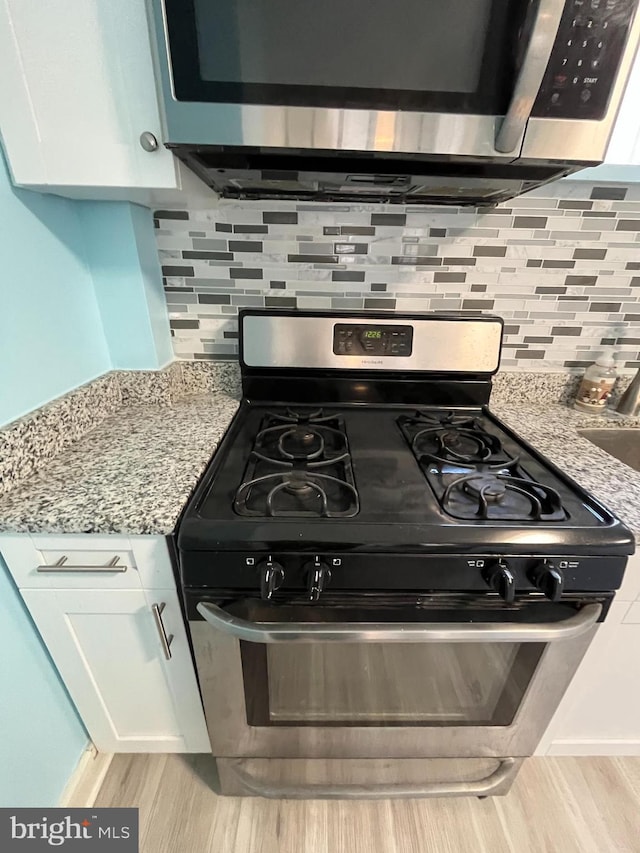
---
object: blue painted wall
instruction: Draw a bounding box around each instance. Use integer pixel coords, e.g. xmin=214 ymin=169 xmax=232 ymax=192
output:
xmin=0 ymin=145 xmax=173 ymax=805
xmin=0 ymin=150 xmax=111 ymax=426
xmin=81 ymin=201 xmax=173 ymax=370
xmin=0 ymin=144 xmax=173 ymax=425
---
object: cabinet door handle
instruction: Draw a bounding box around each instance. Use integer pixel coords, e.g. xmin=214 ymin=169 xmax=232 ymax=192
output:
xmin=36 ymin=556 xmax=127 ymax=573
xmin=152 ymin=603 xmax=174 ymax=661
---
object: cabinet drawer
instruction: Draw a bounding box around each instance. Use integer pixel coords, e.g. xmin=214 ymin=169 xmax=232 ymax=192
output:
xmin=1 ymin=534 xmax=141 ymax=589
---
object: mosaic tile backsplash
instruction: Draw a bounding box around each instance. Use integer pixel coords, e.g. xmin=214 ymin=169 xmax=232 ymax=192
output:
xmin=154 ymin=180 xmax=640 ymax=372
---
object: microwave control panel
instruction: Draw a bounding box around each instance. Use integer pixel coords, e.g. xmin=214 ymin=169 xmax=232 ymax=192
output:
xmin=333 ymin=324 xmax=414 ymax=357
xmin=532 ymin=0 xmax=638 ymax=119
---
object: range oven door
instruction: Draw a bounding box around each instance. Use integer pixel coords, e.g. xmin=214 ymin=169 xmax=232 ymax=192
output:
xmin=151 ymin=0 xmax=574 ymax=159
xmin=189 ymin=596 xmax=601 ymax=765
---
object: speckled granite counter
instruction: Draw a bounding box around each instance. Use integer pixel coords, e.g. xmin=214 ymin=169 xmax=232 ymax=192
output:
xmin=0 ymin=393 xmax=239 ymax=535
xmin=1 ymin=363 xmax=639 ymax=538
xmin=491 ymin=402 xmax=640 ymax=538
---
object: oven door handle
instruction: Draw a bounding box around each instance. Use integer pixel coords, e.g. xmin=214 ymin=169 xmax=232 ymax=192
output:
xmin=196 ymin=601 xmax=601 ymax=644
xmin=495 ymin=0 xmax=565 ymax=154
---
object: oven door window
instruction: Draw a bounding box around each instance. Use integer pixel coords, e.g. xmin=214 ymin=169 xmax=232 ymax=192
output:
xmin=166 ymin=0 xmax=529 ymax=113
xmin=240 ymin=640 xmax=544 ymax=727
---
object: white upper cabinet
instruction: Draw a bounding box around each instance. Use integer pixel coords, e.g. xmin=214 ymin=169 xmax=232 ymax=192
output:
xmin=0 ymin=0 xmax=182 ymax=201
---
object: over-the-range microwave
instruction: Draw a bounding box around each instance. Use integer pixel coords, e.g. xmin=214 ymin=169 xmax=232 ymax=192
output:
xmin=147 ymin=0 xmax=640 ymax=205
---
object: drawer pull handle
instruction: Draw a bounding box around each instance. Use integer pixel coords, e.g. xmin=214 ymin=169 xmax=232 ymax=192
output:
xmin=152 ymin=602 xmax=174 ymax=661
xmin=36 ymin=556 xmax=127 ymax=573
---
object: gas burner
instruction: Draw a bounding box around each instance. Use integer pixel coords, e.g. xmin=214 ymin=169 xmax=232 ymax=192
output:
xmin=279 ymin=426 xmax=325 ymax=460
xmin=268 ymin=407 xmax=338 ymax=425
xmin=443 ymin=469 xmax=565 ymax=521
xmin=405 ymin=410 xmax=483 ymax=430
xmin=398 ymin=412 xmax=567 ymax=522
xmin=234 ymin=410 xmax=359 ymax=517
xmin=253 ymin=420 xmax=349 ymax=466
xmin=399 ymin=411 xmax=505 ymax=464
xmin=234 ymin=470 xmax=359 ymax=518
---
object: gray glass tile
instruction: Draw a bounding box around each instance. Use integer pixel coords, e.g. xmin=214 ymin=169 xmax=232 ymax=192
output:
xmin=462 ymin=299 xmax=495 ymax=309
xmin=265 ymin=296 xmax=297 ymax=307
xmin=183 ymin=250 xmax=234 ymax=260
xmin=234 ymin=224 xmax=269 ymax=233
xmin=371 ymin=214 xmax=406 ymax=226
xmin=434 ymin=272 xmax=467 ymax=282
xmin=264 ymin=212 xmax=298 ymax=224
xmin=198 ymin=294 xmax=231 ymax=304
xmin=558 ymin=200 xmax=593 ymax=210
xmin=230 ymin=268 xmax=264 ymax=279
xmin=333 ymin=271 xmax=365 ymax=282
xmin=288 ymin=254 xmax=339 ymax=263
xmin=391 ymin=256 xmax=442 ymax=265
xmin=161 ymin=265 xmax=194 ymax=277
xmin=589 ymin=302 xmax=622 ymax=312
xmin=514 ymin=216 xmax=547 ymax=228
xmin=335 ymin=242 xmax=369 ymax=254
xmin=473 ymin=246 xmax=507 ymax=257
xmin=591 ymin=187 xmax=628 ymax=200
xmin=228 ymin=241 xmax=264 ymax=252
xmin=574 ymin=249 xmax=607 ymax=259
xmin=192 ymin=239 xmax=228 ymax=251
xmin=364 ymin=298 xmax=397 ymax=309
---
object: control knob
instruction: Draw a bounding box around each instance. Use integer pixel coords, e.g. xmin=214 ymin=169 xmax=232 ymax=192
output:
xmin=306 ymin=559 xmax=332 ymax=602
xmin=259 ymin=559 xmax=284 ymax=601
xmin=482 ymin=560 xmax=516 ymax=603
xmin=529 ymin=560 xmax=565 ymax=602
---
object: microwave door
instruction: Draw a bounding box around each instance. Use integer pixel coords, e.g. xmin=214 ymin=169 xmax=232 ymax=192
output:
xmin=153 ymin=0 xmax=553 ymax=158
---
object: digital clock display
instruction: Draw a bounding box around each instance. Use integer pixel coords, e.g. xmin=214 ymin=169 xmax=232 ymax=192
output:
xmin=333 ymin=323 xmax=414 ymax=357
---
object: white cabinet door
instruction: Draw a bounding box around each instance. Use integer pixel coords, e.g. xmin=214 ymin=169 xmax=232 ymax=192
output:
xmin=536 ymin=600 xmax=640 ymax=755
xmin=0 ymin=0 xmax=178 ymax=196
xmin=20 ymin=587 xmax=209 ymax=753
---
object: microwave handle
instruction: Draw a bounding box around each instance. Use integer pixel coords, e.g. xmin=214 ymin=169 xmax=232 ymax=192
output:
xmin=495 ymin=0 xmax=566 ymax=153
xmin=196 ymin=601 xmax=601 ymax=644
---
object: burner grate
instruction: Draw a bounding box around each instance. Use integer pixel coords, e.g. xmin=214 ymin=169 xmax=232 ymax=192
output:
xmin=398 ymin=410 xmax=567 ymax=522
xmin=234 ymin=408 xmax=359 ymax=518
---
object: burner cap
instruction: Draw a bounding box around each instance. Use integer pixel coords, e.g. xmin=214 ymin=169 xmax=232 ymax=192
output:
xmin=280 ymin=427 xmax=325 ymax=460
xmin=463 ymin=475 xmax=507 ymax=502
xmin=283 ymin=472 xmax=316 ymax=496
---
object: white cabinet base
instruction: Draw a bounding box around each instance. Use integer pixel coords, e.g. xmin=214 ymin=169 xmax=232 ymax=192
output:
xmin=1 ymin=534 xmax=210 ymax=754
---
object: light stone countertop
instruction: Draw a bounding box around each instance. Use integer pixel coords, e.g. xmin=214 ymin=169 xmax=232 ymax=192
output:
xmin=491 ymin=402 xmax=640 ymax=539
xmin=0 ymin=375 xmax=638 ymax=538
xmin=0 ymin=393 xmax=240 ymax=535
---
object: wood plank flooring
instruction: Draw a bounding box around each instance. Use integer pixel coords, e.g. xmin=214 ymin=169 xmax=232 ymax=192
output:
xmin=93 ymin=755 xmax=640 ymax=853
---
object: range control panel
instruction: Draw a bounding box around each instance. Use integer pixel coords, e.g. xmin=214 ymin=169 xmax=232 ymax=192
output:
xmin=532 ymin=0 xmax=637 ymax=119
xmin=333 ymin=323 xmax=414 ymax=357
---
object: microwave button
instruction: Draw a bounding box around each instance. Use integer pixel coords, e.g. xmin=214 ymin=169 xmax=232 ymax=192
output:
xmin=591 ymin=58 xmax=601 ymax=69
xmin=580 ymin=88 xmax=592 ymax=102
xmin=553 ymin=73 xmax=568 ymax=88
xmin=551 ymin=92 xmax=562 ymax=105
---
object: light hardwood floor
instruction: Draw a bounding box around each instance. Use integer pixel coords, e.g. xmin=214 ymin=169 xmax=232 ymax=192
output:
xmin=93 ymin=754 xmax=640 ymax=853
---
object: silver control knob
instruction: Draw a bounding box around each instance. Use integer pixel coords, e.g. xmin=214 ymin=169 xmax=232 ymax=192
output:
xmin=259 ymin=559 xmax=284 ymax=601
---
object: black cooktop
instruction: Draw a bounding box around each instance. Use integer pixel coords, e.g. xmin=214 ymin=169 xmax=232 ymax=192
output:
xmin=178 ymin=403 xmax=632 ymax=556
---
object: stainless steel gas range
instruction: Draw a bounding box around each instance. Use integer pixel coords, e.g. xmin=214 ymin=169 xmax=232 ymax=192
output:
xmin=177 ymin=310 xmax=634 ymax=799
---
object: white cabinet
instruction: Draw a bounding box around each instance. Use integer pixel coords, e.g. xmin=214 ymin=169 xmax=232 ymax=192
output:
xmin=0 ymin=534 xmax=210 ymax=754
xmin=0 ymin=0 xmax=181 ymax=201
xmin=537 ymin=553 xmax=640 ymax=755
